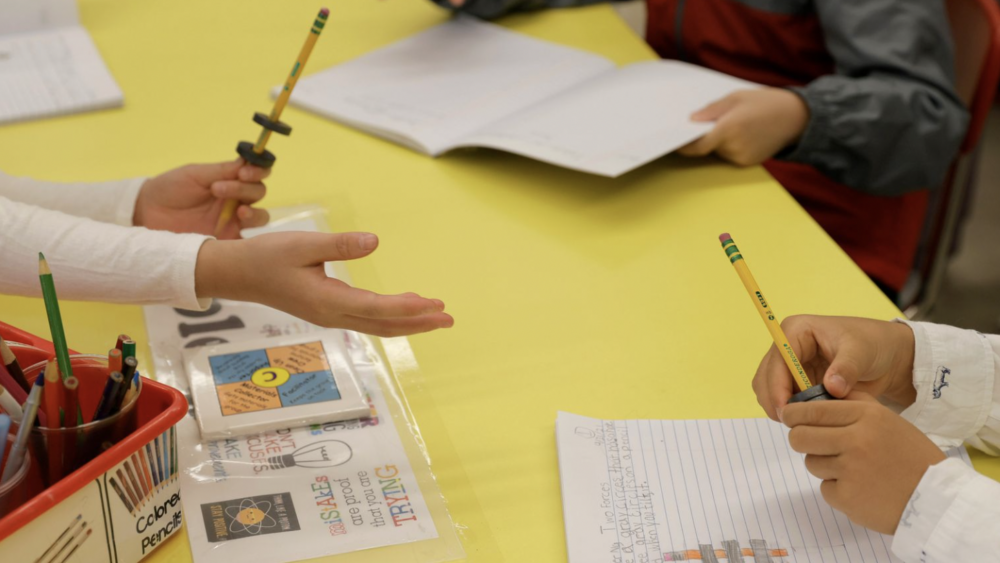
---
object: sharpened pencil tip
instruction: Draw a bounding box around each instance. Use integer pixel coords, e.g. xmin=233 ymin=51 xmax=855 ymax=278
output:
xmin=38 ymin=253 xmax=51 ymax=275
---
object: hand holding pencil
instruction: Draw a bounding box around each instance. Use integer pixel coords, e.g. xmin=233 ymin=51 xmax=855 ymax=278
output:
xmin=133 ymin=159 xmax=272 ymax=240
xmin=751 ymin=315 xmax=920 ymax=421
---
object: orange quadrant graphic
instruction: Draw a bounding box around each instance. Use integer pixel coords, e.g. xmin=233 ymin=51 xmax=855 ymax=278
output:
xmin=217 ymin=381 xmax=282 ymax=416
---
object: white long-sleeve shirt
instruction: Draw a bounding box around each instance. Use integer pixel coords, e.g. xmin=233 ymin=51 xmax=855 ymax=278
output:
xmin=0 ymin=171 xmax=210 ymax=309
xmin=892 ymin=321 xmax=1000 ymax=561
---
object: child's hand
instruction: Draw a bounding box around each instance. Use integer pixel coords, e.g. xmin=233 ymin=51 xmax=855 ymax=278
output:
xmin=195 ymin=231 xmax=454 ymax=337
xmin=677 ymin=88 xmax=809 ymax=166
xmin=752 ymin=315 xmax=916 ymax=422
xmin=784 ymin=392 xmax=947 ymax=535
xmin=134 ymin=158 xmax=270 ymax=239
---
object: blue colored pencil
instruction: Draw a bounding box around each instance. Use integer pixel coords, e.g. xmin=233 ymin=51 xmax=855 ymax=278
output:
xmin=92 ymin=372 xmax=123 ymax=422
xmin=0 ymin=413 xmax=10 ymax=471
xmin=2 ymin=374 xmax=43 ymax=483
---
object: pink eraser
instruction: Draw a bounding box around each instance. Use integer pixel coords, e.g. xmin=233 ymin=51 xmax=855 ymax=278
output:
xmin=320 ymin=7 xmax=330 ymax=16
xmin=719 ymin=232 xmax=731 ymax=242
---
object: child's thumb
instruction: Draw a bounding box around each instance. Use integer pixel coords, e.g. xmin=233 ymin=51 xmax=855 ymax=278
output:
xmin=823 ymin=359 xmax=862 ymax=398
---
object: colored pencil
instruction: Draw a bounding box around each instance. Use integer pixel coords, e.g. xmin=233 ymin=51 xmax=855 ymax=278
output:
xmin=57 ymin=528 xmax=91 ymax=563
xmin=121 ymin=339 xmax=136 ymax=363
xmin=0 ymin=413 xmax=10 ymax=471
xmin=115 ymin=334 xmax=130 ymax=352
xmin=131 ymin=453 xmax=149 ymax=499
xmin=62 ymin=376 xmax=81 ymax=427
xmin=139 ymin=443 xmax=155 ymax=492
xmin=215 ymin=7 xmax=330 ymax=235
xmin=170 ymin=425 xmax=177 ymax=479
xmin=108 ymin=348 xmax=122 ymax=374
xmin=49 ymin=519 xmax=86 ymax=563
xmin=92 ymin=371 xmax=123 ymax=422
xmin=0 ymin=336 xmax=30 ymax=392
xmin=123 ymin=371 xmax=140 ymax=407
xmin=109 ymin=476 xmax=133 ymax=513
xmin=124 ymin=460 xmax=145 ymax=508
xmin=1 ymin=374 xmax=43 ymax=483
xmin=38 ymin=254 xmax=74 ymax=382
xmin=153 ymin=435 xmax=164 ymax=484
xmin=161 ymin=430 xmax=170 ymax=484
xmin=116 ymin=468 xmax=140 ymax=509
xmin=0 ymin=384 xmax=23 ymax=419
xmin=35 ymin=514 xmax=81 ymax=563
xmin=719 ymin=233 xmax=811 ymax=392
xmin=145 ymin=442 xmax=160 ymax=487
xmin=43 ymin=360 xmax=63 ymax=427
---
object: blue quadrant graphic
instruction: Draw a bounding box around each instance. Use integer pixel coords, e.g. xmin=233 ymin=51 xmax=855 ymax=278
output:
xmin=278 ymin=371 xmax=341 ymax=406
xmin=209 ymin=349 xmax=271 ymax=385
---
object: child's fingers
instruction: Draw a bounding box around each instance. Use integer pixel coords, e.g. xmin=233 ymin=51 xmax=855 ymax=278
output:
xmin=328 ymin=287 xmax=446 ymax=319
xmin=676 ymin=126 xmax=724 ymax=157
xmin=338 ymin=312 xmax=455 ymax=338
xmin=238 ymin=164 xmax=271 ymax=183
xmin=296 ymin=232 xmax=379 ymax=263
xmin=787 ymin=426 xmax=845 ymax=456
xmin=690 ymin=94 xmax=740 ymax=122
xmin=783 ymin=401 xmax=864 ymax=429
xmin=754 ymin=346 xmax=795 ymax=422
xmin=211 ymin=181 xmax=267 ymax=203
xmin=237 ymin=206 xmax=270 ymax=229
xmin=187 ymin=159 xmax=243 ymax=183
xmin=803 ymin=454 xmax=840 ymax=481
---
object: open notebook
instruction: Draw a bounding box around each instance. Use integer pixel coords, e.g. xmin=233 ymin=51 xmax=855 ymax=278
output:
xmin=0 ymin=0 xmax=123 ymax=125
xmin=285 ymin=16 xmax=759 ymax=177
xmin=556 ymin=412 xmax=971 ymax=563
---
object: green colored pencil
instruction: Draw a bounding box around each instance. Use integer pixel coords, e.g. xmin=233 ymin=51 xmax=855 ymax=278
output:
xmin=38 ymin=253 xmax=74 ymax=382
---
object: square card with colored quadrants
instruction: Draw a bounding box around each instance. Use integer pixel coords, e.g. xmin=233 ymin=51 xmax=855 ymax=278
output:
xmin=184 ymin=330 xmax=370 ymax=439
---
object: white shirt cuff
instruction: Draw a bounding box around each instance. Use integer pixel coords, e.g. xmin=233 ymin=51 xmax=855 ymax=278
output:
xmin=892 ymin=457 xmax=1000 ymax=562
xmin=174 ymin=235 xmax=213 ymax=311
xmin=897 ymin=320 xmax=995 ymax=449
xmin=113 ymin=177 xmax=146 ymax=227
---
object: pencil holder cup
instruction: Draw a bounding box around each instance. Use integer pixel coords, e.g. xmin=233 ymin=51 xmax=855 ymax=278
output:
xmin=0 ymin=434 xmax=32 ymax=518
xmin=22 ymin=355 xmax=141 ymax=486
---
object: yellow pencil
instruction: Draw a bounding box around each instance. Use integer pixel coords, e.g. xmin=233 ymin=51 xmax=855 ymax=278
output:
xmin=719 ymin=233 xmax=811 ymax=393
xmin=216 ymin=7 xmax=330 ymax=235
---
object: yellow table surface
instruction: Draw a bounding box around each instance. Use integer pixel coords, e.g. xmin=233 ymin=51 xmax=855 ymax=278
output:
xmin=1 ymin=0 xmax=997 ymax=561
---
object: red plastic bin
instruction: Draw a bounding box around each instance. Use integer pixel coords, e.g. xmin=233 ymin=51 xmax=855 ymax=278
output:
xmin=0 ymin=321 xmax=188 ymax=562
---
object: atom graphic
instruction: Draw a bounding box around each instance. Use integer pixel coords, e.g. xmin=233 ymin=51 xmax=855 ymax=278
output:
xmin=225 ymin=499 xmax=278 ymax=535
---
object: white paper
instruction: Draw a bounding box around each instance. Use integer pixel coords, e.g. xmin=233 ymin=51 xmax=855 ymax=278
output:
xmin=462 ymin=61 xmax=760 ymax=177
xmin=0 ymin=0 xmax=79 ymax=36
xmin=179 ymin=339 xmax=438 ymax=563
xmin=0 ymin=4 xmax=122 ymax=125
xmin=287 ymin=17 xmax=760 ymax=177
xmin=556 ymin=412 xmax=972 ymax=563
xmin=287 ymin=15 xmax=615 ymax=155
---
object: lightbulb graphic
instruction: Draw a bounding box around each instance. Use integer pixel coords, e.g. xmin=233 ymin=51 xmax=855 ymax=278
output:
xmin=267 ymin=440 xmax=353 ymax=470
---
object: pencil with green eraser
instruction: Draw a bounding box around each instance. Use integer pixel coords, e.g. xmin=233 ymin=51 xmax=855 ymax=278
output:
xmin=719 ymin=233 xmax=834 ymax=403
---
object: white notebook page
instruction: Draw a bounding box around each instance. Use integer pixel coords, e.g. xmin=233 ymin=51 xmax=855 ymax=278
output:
xmin=556 ymin=412 xmax=972 ymax=563
xmin=462 ymin=60 xmax=759 ymax=177
xmin=287 ymin=15 xmax=615 ymax=154
xmin=0 ymin=27 xmax=122 ymax=125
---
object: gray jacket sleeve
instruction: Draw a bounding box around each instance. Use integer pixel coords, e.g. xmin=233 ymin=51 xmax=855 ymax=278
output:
xmin=783 ymin=0 xmax=969 ymax=196
xmin=428 ymin=0 xmax=611 ymax=21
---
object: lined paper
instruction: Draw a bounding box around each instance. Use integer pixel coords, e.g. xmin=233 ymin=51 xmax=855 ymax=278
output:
xmin=556 ymin=412 xmax=971 ymax=563
xmin=0 ymin=1 xmax=122 ymax=126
